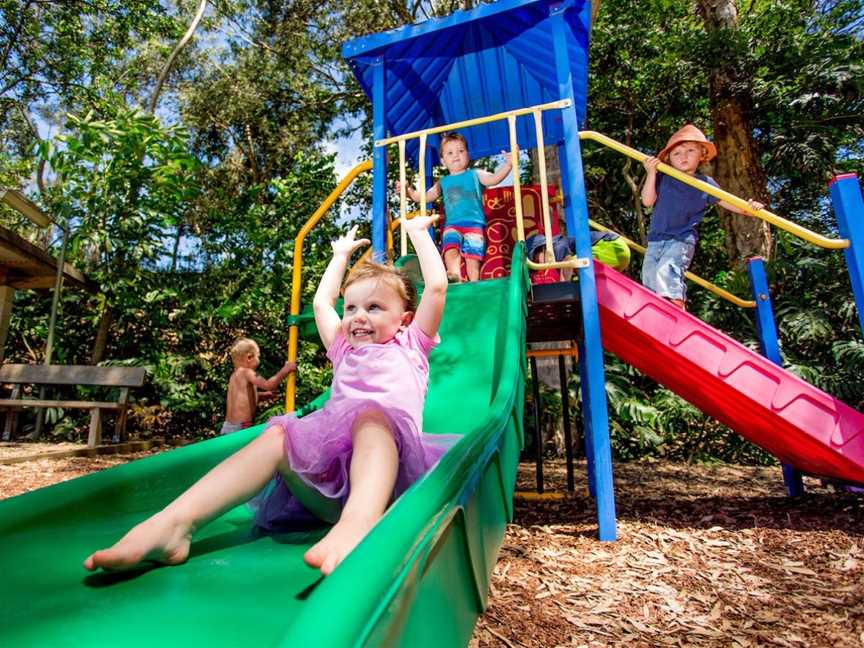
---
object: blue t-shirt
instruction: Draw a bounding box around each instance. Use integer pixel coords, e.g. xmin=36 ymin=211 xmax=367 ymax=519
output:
xmin=440 ymin=169 xmax=485 ymax=228
xmin=647 ymin=174 xmax=720 ymax=242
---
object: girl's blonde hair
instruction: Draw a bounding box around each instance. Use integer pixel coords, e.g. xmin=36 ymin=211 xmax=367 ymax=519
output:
xmin=342 ymin=262 xmax=417 ymax=312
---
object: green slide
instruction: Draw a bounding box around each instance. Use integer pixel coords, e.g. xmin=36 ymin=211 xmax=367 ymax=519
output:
xmin=0 ymin=250 xmax=528 ymax=647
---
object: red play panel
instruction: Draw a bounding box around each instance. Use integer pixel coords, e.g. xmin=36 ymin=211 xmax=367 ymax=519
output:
xmin=595 ymin=263 xmax=864 ymax=484
xmin=439 ymin=184 xmax=560 ymax=280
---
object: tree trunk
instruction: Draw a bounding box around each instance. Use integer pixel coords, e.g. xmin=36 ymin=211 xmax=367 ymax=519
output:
xmin=591 ymin=0 xmax=603 ymax=26
xmin=697 ymin=0 xmax=772 ymax=265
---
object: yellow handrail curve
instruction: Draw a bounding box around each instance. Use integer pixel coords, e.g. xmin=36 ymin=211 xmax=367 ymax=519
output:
xmin=579 ymin=130 xmax=849 ymax=251
xmin=285 ymin=160 xmax=373 ymax=412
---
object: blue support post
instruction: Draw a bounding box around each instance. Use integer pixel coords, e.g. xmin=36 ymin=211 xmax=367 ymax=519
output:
xmin=371 ymin=56 xmax=387 ymax=262
xmin=829 ymin=174 xmax=864 ymax=339
xmin=747 ymin=257 xmax=804 ymax=496
xmin=550 ymin=3 xmax=616 ymax=540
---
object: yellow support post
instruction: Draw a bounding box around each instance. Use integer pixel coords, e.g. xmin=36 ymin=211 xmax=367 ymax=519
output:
xmin=508 ymin=114 xmax=525 ymax=244
xmin=532 ymin=108 xmax=555 ymax=264
xmin=398 ymin=139 xmax=408 ymax=257
xmin=285 ymin=160 xmax=373 ymax=412
xmin=418 ymin=132 xmax=428 ymax=223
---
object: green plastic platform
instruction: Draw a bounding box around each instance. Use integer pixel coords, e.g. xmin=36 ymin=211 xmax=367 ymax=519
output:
xmin=0 ymin=251 xmax=528 ymax=647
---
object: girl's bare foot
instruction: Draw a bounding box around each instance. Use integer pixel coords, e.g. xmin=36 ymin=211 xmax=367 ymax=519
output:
xmin=303 ymin=513 xmax=378 ymax=576
xmin=83 ymin=512 xmax=193 ymax=572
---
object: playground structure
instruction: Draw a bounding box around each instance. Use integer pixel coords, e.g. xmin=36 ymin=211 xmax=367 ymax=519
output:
xmin=3 ymin=1 xmax=864 ymax=646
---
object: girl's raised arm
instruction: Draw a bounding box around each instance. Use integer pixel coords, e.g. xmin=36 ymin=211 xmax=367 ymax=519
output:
xmin=404 ymin=216 xmax=447 ymax=338
xmin=313 ymin=225 xmax=370 ymax=351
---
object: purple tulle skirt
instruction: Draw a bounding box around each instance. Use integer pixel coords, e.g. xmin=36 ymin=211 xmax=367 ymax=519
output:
xmin=252 ymin=404 xmax=458 ymax=531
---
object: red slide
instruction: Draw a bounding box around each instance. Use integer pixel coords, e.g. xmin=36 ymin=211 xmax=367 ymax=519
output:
xmin=594 ymin=263 xmax=864 ymax=485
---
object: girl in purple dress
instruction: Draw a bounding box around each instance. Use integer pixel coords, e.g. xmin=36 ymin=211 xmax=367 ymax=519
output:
xmin=84 ymin=215 xmax=449 ymax=576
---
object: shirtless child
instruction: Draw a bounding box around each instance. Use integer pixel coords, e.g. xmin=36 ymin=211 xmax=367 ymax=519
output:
xmin=221 ymin=338 xmax=296 ymax=435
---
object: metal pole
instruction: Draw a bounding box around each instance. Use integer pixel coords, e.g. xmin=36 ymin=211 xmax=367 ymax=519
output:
xmin=551 ymin=2 xmax=616 ymax=540
xmin=578 ymin=338 xmax=596 ymax=499
xmin=828 ymin=174 xmax=864 ymax=339
xmin=44 ymin=226 xmax=68 ymax=365
xmin=529 ymin=355 xmax=544 ymax=494
xmin=371 ymin=56 xmax=388 ymax=262
xmin=33 ymin=225 xmax=68 ymax=439
xmin=747 ymin=257 xmax=804 ymax=496
xmin=558 ymin=354 xmax=575 ymax=492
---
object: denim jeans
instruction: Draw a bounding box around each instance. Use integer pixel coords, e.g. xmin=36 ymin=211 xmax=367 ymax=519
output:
xmin=641 ymin=234 xmax=697 ymax=300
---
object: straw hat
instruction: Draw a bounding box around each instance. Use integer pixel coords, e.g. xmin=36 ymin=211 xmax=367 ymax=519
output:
xmin=657 ymin=124 xmax=717 ymax=163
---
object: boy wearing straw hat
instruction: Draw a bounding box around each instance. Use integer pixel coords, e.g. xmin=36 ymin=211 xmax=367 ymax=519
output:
xmin=641 ymin=124 xmax=763 ymax=309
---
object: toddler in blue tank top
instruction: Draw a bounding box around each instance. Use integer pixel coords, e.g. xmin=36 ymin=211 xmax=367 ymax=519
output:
xmin=400 ymin=132 xmax=515 ymax=282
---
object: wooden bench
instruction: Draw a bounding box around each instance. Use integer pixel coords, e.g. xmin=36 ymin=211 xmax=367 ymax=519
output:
xmin=0 ymin=364 xmax=146 ymax=447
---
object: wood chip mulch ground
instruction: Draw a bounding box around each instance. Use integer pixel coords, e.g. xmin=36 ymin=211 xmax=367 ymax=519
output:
xmin=472 ymin=460 xmax=864 ymax=648
xmin=1 ymin=446 xmax=861 ymax=647
xmin=0 ymin=442 xmax=161 ymax=499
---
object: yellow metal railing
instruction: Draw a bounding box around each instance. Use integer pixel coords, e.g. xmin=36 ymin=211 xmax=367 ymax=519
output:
xmin=587 ymin=219 xmax=756 ymax=309
xmin=377 ymin=100 xmax=589 ymax=273
xmin=285 ymin=160 xmax=372 ymax=411
xmin=579 ymin=130 xmax=849 ymax=251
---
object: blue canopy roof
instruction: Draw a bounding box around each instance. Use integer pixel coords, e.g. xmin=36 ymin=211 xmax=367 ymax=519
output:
xmin=342 ymin=0 xmax=592 ymax=164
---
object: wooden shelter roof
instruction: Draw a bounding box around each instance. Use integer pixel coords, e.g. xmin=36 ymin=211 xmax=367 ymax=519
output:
xmin=0 ymin=189 xmax=94 ymax=292
xmin=0 ymin=225 xmax=93 ymax=291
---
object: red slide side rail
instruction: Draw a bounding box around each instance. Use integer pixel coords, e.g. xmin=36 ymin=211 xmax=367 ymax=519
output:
xmin=595 ymin=263 xmax=864 ymax=484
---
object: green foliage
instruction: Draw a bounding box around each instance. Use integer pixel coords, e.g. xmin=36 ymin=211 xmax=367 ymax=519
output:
xmin=524 ymin=381 xmax=563 ymax=456
xmin=565 ymin=355 xmax=775 ymax=465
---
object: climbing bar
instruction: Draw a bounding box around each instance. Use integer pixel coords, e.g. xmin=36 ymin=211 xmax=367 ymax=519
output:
xmin=419 ymin=132 xmax=428 ymax=223
xmin=579 ymin=131 xmax=849 ymax=251
xmin=398 ymin=139 xmax=408 ymax=257
xmin=533 ymin=108 xmax=555 ymax=266
xmin=374 ymin=99 xmax=572 ymax=147
xmin=527 ymin=257 xmax=589 ymax=271
xmin=508 ymin=114 xmax=525 ymax=243
xmin=526 ymin=346 xmax=579 ymax=359
xmin=286 ymin=160 xmax=373 ymax=411
xmin=588 ymin=219 xmax=756 ymax=309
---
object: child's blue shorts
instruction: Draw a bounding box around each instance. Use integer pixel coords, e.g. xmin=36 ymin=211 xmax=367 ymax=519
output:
xmin=442 ymin=224 xmax=485 ymax=260
xmin=641 ymin=235 xmax=697 ymax=301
